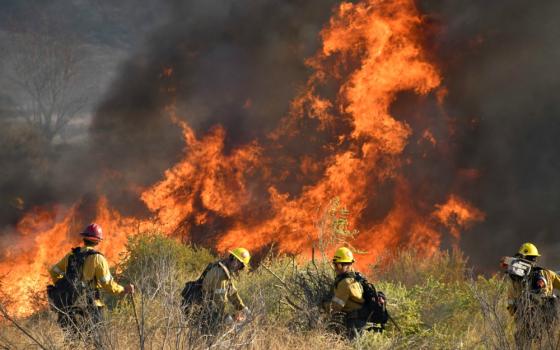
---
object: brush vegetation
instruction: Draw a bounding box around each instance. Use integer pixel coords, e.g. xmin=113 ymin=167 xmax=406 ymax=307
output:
xmin=0 ymin=233 xmax=556 ymax=349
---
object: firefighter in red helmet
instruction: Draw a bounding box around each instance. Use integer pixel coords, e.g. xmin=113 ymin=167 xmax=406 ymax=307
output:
xmin=47 ymin=223 xmax=134 ymax=343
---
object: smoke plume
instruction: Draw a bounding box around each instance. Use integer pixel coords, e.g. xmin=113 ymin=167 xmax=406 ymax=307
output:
xmin=90 ymin=0 xmax=339 ymax=216
xmin=418 ymin=0 xmax=560 ymax=268
xmin=2 ymin=0 xmax=560 ymax=273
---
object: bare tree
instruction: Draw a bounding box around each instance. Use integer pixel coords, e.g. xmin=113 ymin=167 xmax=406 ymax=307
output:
xmin=1 ymin=15 xmax=91 ymax=142
xmin=0 ymin=94 xmax=17 ymax=119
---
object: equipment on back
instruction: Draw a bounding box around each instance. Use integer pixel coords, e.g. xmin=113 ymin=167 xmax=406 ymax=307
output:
xmin=501 ymin=256 xmax=534 ymax=279
xmin=501 ymin=257 xmax=552 ymax=296
xmin=180 ymin=263 xmax=215 ymax=310
xmin=353 ymin=272 xmax=389 ymax=325
xmin=47 ymin=247 xmax=100 ymax=310
xmin=335 ymin=272 xmax=389 ymax=326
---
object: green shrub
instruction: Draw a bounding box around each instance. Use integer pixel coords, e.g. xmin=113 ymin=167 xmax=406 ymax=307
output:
xmin=117 ymin=232 xmax=215 ymax=298
xmin=377 ymin=281 xmax=424 ymax=335
xmin=236 ymin=256 xmax=297 ymax=320
xmin=236 ymin=256 xmax=335 ymax=331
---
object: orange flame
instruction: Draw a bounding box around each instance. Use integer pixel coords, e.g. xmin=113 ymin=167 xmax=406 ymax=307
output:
xmin=0 ymin=0 xmax=484 ymax=317
xmin=433 ymin=195 xmax=485 ymax=239
xmin=0 ymin=205 xmax=78 ymax=316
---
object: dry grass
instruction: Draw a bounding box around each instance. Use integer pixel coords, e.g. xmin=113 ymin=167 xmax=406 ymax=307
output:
xmin=1 ymin=234 xmax=559 ymax=349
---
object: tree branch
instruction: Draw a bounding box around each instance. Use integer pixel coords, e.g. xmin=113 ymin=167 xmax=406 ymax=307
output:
xmin=0 ymin=303 xmax=49 ymax=350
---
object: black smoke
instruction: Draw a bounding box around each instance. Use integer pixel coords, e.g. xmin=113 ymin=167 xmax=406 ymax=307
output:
xmin=418 ymin=0 xmax=560 ymax=269
xmin=90 ymin=0 xmax=339 ymax=215
xmin=2 ymin=0 xmax=560 ymax=270
xmin=0 ymin=0 xmax=339 ymax=228
xmin=0 ymin=0 xmax=168 ymax=228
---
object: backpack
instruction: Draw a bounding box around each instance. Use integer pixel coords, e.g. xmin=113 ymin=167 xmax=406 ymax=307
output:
xmin=180 ymin=263 xmax=215 ymax=311
xmin=336 ymin=272 xmax=389 ymax=325
xmin=47 ymin=247 xmax=100 ymax=311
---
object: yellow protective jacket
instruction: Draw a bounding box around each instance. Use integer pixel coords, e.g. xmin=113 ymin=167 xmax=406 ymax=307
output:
xmin=330 ymin=272 xmax=365 ymax=313
xmin=49 ymin=246 xmax=125 ymax=307
xmin=201 ymin=262 xmax=245 ymax=312
xmin=507 ymin=268 xmax=560 ymax=313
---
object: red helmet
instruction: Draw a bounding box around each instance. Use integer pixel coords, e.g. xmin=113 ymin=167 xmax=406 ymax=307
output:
xmin=81 ymin=223 xmax=103 ymax=242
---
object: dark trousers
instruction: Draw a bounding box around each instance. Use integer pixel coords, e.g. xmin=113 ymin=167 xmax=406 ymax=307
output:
xmin=328 ymin=311 xmax=384 ymax=340
xmin=199 ymin=306 xmax=226 ymax=336
xmin=513 ymin=298 xmax=558 ymax=349
xmin=57 ymin=306 xmax=104 ymax=346
xmin=347 ymin=316 xmax=384 ymax=339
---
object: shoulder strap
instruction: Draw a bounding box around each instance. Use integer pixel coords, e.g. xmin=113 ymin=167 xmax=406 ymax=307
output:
xmin=217 ymin=262 xmax=232 ymax=280
xmin=70 ymin=246 xmax=81 ymax=256
xmin=66 ymin=247 xmax=101 ymax=280
xmin=70 ymin=247 xmax=102 ymax=258
xmin=66 ymin=247 xmax=86 ymax=280
xmin=197 ymin=262 xmax=216 ymax=282
xmin=352 ymin=272 xmax=378 ymax=294
xmin=353 ymin=272 xmax=365 ymax=282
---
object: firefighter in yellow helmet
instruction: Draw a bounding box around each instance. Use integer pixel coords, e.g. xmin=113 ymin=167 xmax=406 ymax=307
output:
xmin=197 ymin=247 xmax=251 ymax=334
xmin=503 ymin=242 xmax=560 ymax=348
xmin=47 ymin=224 xmax=134 ymax=342
xmin=327 ymin=247 xmax=387 ymax=339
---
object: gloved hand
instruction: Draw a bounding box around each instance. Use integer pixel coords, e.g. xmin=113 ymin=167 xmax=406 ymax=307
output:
xmin=235 ymin=307 xmax=251 ymax=321
xmin=499 ymin=256 xmax=508 ymax=269
xmin=535 ymin=278 xmax=546 ymax=290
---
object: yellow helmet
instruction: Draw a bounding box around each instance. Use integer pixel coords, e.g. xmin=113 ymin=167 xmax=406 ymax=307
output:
xmin=518 ymin=242 xmax=540 ymax=257
xmin=229 ymin=247 xmax=251 ymax=267
xmin=332 ymin=247 xmax=355 ymax=264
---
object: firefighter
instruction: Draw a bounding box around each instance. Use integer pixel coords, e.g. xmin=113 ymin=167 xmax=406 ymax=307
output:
xmin=506 ymin=242 xmax=560 ymax=348
xmin=326 ymin=247 xmax=385 ymax=339
xmin=198 ymin=247 xmax=251 ymax=334
xmin=48 ymin=223 xmax=134 ymax=341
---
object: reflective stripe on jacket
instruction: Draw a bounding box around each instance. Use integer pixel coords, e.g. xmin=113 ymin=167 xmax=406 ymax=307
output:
xmin=201 ymin=262 xmax=245 ymax=311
